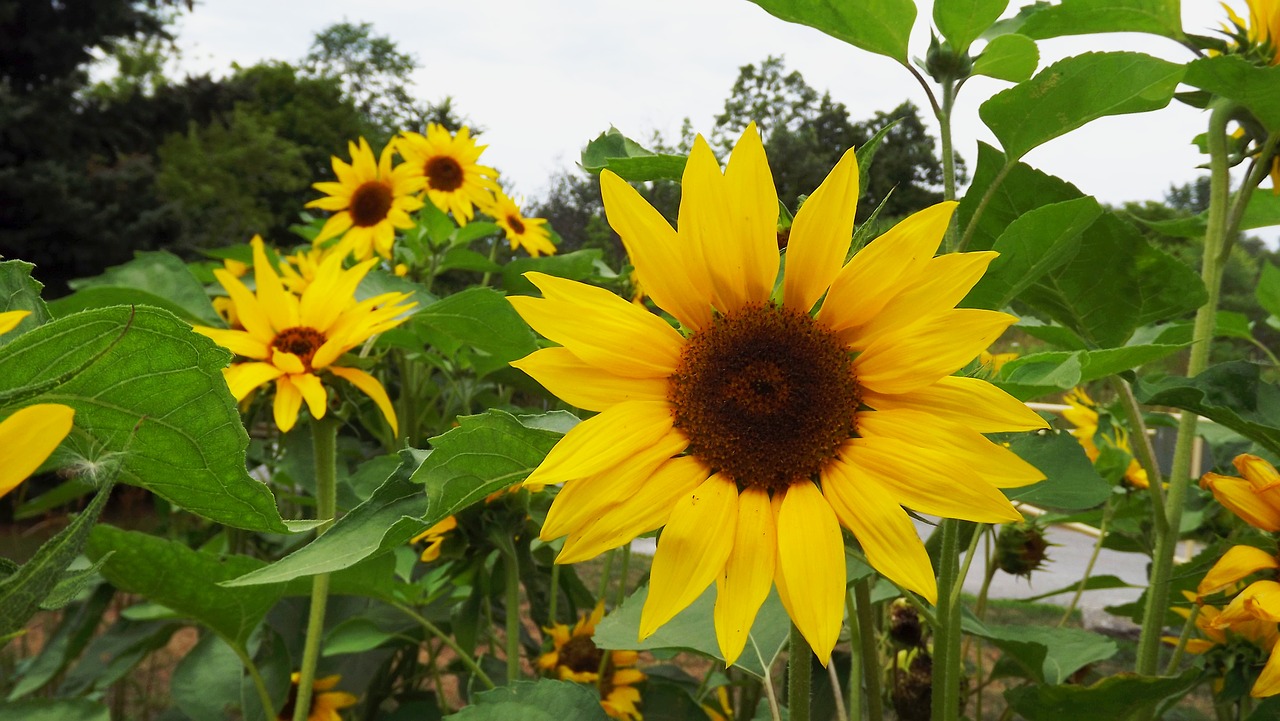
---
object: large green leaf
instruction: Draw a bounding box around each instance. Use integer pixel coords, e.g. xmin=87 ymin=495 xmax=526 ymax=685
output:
xmin=580 ymin=128 xmax=687 ymax=182
xmin=1260 ymin=262 xmax=1280 ymax=319
xmin=503 ymin=249 xmax=606 ymax=296
xmin=1184 ymin=55 xmax=1280 ymax=132
xmin=1002 ymin=430 xmax=1112 ymax=510
xmin=415 ymin=287 xmax=538 ymax=377
xmin=0 ymin=306 xmax=286 ymax=531
xmin=85 ymin=525 xmax=284 ymax=647
xmin=1135 ymin=361 xmax=1280 ymax=456
xmin=55 ymin=251 xmax=221 ymax=325
xmin=593 ymin=584 xmax=790 ymax=680
xmin=1016 ymin=0 xmax=1184 ymax=40
xmin=962 ymin=197 xmax=1101 ymax=310
xmin=0 ymin=260 xmax=51 ymax=345
xmin=447 ymin=680 xmax=609 ymax=721
xmin=994 ymin=344 xmax=1186 ymax=400
xmin=963 ymin=616 xmax=1117 ymax=684
xmin=1003 ymin=669 xmax=1199 ymax=720
xmin=957 ymin=143 xmax=1083 ymax=253
xmin=746 ymin=0 xmax=916 ymax=62
xmin=971 ymin=33 xmax=1039 ymax=82
xmin=979 ymin=52 xmax=1184 ymax=161
xmin=935 ymin=0 xmax=1010 ymax=53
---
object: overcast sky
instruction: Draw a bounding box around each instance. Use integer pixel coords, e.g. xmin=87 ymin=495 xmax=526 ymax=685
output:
xmin=172 ymin=1 xmax=1264 ymax=228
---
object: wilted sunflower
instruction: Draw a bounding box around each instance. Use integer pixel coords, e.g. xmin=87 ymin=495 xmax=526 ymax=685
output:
xmin=308 ymin=137 xmax=425 ymax=261
xmin=193 ymin=237 xmax=415 ymax=433
xmin=509 ymin=125 xmax=1044 ymax=665
xmin=539 ymin=604 xmax=644 ymax=721
xmin=398 ymin=124 xmax=499 ymax=225
xmin=278 ymin=673 xmax=358 ymax=721
xmin=1062 ymin=388 xmax=1149 ymax=489
xmin=486 ymin=188 xmax=555 ymax=257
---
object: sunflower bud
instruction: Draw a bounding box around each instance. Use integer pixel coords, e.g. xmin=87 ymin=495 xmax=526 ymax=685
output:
xmin=995 ymin=521 xmax=1051 ymax=578
xmin=925 ymin=34 xmax=973 ymax=83
xmin=889 ymin=598 xmax=924 ymax=648
xmin=889 ymin=648 xmax=933 ymax=721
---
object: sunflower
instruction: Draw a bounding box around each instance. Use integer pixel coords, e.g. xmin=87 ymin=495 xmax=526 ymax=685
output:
xmin=278 ymin=673 xmax=358 ymax=721
xmin=508 ymin=125 xmax=1045 ymax=666
xmin=485 ymin=188 xmax=555 ymax=257
xmin=1062 ymin=388 xmax=1149 ymax=489
xmin=307 ymin=137 xmax=425 ymax=261
xmin=1221 ymin=0 xmax=1280 ymax=190
xmin=1202 ymin=581 xmax=1280 ymax=697
xmin=193 ymin=236 xmax=415 ymax=433
xmin=1202 ymin=454 xmax=1280 ymax=531
xmin=539 ymin=603 xmax=645 ymax=721
xmin=411 ymin=515 xmax=458 ymax=562
xmin=397 ymin=124 xmax=499 ymax=225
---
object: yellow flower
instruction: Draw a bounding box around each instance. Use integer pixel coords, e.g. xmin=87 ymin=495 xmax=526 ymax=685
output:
xmin=977 ymin=350 xmax=1017 ymax=374
xmin=397 ymin=124 xmax=499 ymax=225
xmin=1202 ymin=454 xmax=1280 ymax=530
xmin=278 ymin=245 xmax=336 ymax=296
xmin=1205 ymin=580 xmax=1280 ymax=697
xmin=193 ymin=237 xmax=415 ymax=434
xmin=223 ymin=257 xmax=250 ymax=278
xmin=1062 ymin=388 xmax=1149 ymax=489
xmin=1222 ymin=0 xmax=1280 ymax=190
xmin=509 ymin=125 xmax=1045 ymax=666
xmin=411 ymin=516 xmax=458 ymax=562
xmin=279 ymin=673 xmax=358 ymax=721
xmin=539 ymin=604 xmax=645 ymax=721
xmin=485 ymin=189 xmax=555 ymax=257
xmin=0 ymin=309 xmax=30 ymax=336
xmin=701 ymin=686 xmax=734 ymax=721
xmin=308 ymin=138 xmax=425 ymax=261
xmin=0 ymin=404 xmax=75 ymax=498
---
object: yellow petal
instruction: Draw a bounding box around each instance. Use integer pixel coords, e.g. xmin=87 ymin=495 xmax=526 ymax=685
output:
xmin=853 ymin=309 xmax=1017 ymax=395
xmin=524 ymin=401 xmax=681 ymax=489
xmin=0 ymin=404 xmax=75 ymax=497
xmin=213 ymin=268 xmax=275 ymax=342
xmin=511 ymin=347 xmax=670 ymax=412
xmin=822 ymin=456 xmax=937 ymax=603
xmin=251 ymin=236 xmax=299 ymax=332
xmin=861 ymin=375 xmax=1048 ymax=433
xmin=1254 ymin=644 xmax=1280 ymax=698
xmin=191 ymin=327 xmax=270 ymax=359
xmin=679 ymin=136 xmax=741 ymax=312
xmin=0 ymin=310 xmax=31 ymax=336
xmin=292 ymin=372 xmax=329 ymax=420
xmin=1199 ymin=545 xmax=1280 ymax=597
xmin=273 ymin=375 xmax=303 ymax=432
xmin=783 ymin=146 xmax=859 ymax=313
xmin=312 ymin=211 xmax=354 ymax=245
xmin=1238 ymin=454 xmax=1280 ymax=490
xmin=714 ymin=486 xmax=777 ymax=666
xmin=327 ymin=365 xmax=398 ymax=437
xmin=639 ymin=474 xmax=738 ymax=639
xmin=776 ymin=480 xmax=845 ymax=666
xmin=223 ymin=362 xmax=285 ymax=401
xmin=1201 ymin=472 xmax=1280 ymax=532
xmin=1216 ymin=581 xmax=1280 ymax=626
xmin=600 ymin=170 xmax=712 ymax=330
xmin=272 ymin=349 xmax=305 ymax=374
xmin=722 ymin=123 xmax=780 ymax=305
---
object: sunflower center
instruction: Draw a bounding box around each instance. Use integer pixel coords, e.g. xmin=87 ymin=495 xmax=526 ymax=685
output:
xmin=668 ymin=302 xmax=860 ymax=492
xmin=350 ymin=180 xmax=394 ymax=227
xmin=272 ymin=326 xmax=326 ymax=370
xmin=425 ymin=156 xmax=464 ymax=191
xmin=559 ymin=635 xmax=604 ymax=674
xmin=507 ymin=214 xmax=526 ymax=235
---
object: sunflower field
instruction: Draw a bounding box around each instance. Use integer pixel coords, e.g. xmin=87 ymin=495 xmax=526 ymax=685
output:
xmin=4 ymin=0 xmax=1280 ymax=720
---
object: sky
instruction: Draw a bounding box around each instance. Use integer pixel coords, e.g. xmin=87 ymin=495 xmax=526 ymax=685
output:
xmin=170 ymin=0 xmax=1266 ymax=228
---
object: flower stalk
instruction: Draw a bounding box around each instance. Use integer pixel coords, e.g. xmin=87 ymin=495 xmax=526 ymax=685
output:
xmin=789 ymin=623 xmax=812 ymax=721
xmin=292 ymin=416 xmax=340 ymax=721
xmin=931 ymin=519 xmax=963 ymax=721
xmin=854 ymin=578 xmax=884 ymax=721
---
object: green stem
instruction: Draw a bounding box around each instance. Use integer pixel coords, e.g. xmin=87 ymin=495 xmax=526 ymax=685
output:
xmin=1165 ymin=604 xmax=1201 ymax=675
xmin=480 ymin=236 xmax=501 ymax=287
xmin=615 ymin=545 xmax=631 ymax=607
xmin=789 ymin=623 xmax=812 ymax=721
xmin=1111 ymin=377 xmax=1168 ymax=537
xmin=598 ymin=548 xmax=616 ymax=602
xmin=974 ymin=531 xmax=994 ymax=721
xmin=939 ymin=76 xmax=959 ymax=252
xmin=1135 ymin=100 xmax=1236 ymax=676
xmin=505 ymin=549 xmax=521 ymax=684
xmin=232 ymin=642 xmax=277 ymax=719
xmin=950 ymin=524 xmax=984 ymax=610
xmin=931 ymin=520 xmax=962 ymax=721
xmin=394 ymin=602 xmax=497 ymax=689
xmin=855 ymin=579 xmax=884 ymax=721
xmin=292 ymin=417 xmax=339 ymax=721
xmin=1061 ymin=498 xmax=1115 ymax=627
xmin=828 ymin=659 xmax=849 ymax=721
xmin=846 ymin=591 xmax=862 ymax=721
xmin=548 ymin=561 xmax=561 ymax=627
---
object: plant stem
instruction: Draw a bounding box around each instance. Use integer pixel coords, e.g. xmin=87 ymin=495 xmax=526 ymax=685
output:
xmin=615 ymin=545 xmax=632 ymax=607
xmin=757 ymin=641 xmax=783 ymax=721
xmin=829 ymin=659 xmax=849 ymax=721
xmin=847 ymin=590 xmax=863 ymax=721
xmin=950 ymin=524 xmax=985 ymax=610
xmin=292 ymin=416 xmax=339 ymax=721
xmin=480 ymin=236 xmax=501 ymax=287
xmin=547 ymin=561 xmax=561 ymax=627
xmin=1061 ymin=496 xmax=1116 ymax=627
xmin=598 ymin=548 xmax=616 ymax=602
xmin=394 ymin=602 xmax=497 ymax=690
xmin=505 ymin=549 xmax=521 ymax=684
xmin=855 ymin=579 xmax=884 ymax=721
xmin=1110 ymin=377 xmax=1168 ymax=536
xmin=1165 ymin=604 xmax=1201 ymax=675
xmin=789 ymin=623 xmax=812 ymax=721
xmin=931 ymin=520 xmax=962 ymax=721
xmin=939 ymin=76 xmax=960 ymax=252
xmin=1134 ymin=100 xmax=1235 ymax=676
xmin=232 ymin=642 xmax=277 ymax=719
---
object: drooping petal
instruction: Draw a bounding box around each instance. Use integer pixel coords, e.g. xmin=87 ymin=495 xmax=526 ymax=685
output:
xmin=639 ymin=474 xmax=738 ymax=639
xmin=721 ymin=123 xmax=780 ymax=305
xmin=523 ymin=401 xmax=682 ymax=489
xmin=1215 ymin=581 xmax=1280 ymax=626
xmin=1201 ymin=472 xmax=1280 ymax=532
xmin=776 ymin=480 xmax=845 ymax=666
xmin=714 ymin=486 xmax=777 ymax=666
xmin=783 ymin=147 xmax=859 ymax=313
xmin=511 ymin=347 xmax=670 ymax=412
xmin=861 ymin=375 xmax=1048 ymax=433
xmin=854 ymin=309 xmax=1017 ymax=395
xmin=847 ymin=251 xmax=999 ymax=350
xmin=273 ymin=375 xmax=304 ymax=432
xmin=327 ymin=365 xmax=398 ymax=437
xmin=0 ymin=404 xmax=74 ymax=498
xmin=223 ymin=362 xmax=285 ymax=401
xmin=856 ymin=409 xmax=1044 ymax=488
xmin=823 ymin=455 xmax=937 ymax=603
xmin=1198 ymin=545 xmax=1280 ymax=598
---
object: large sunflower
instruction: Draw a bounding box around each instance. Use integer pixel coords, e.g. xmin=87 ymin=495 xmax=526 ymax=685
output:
xmin=485 ymin=188 xmax=556 ymax=257
xmin=539 ymin=603 xmax=645 ymax=721
xmin=397 ymin=124 xmax=499 ymax=225
xmin=193 ymin=237 xmax=415 ymax=433
xmin=508 ymin=125 xmax=1046 ymax=666
xmin=308 ymin=137 xmax=425 ymax=261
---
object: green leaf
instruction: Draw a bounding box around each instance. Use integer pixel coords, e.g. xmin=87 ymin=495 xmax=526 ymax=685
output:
xmin=1002 ymin=430 xmax=1112 ymax=510
xmin=438 ymin=247 xmax=501 ymax=274
xmin=0 ymin=700 xmax=109 ymax=721
xmin=957 ymin=143 xmax=1083 ymax=253
xmin=995 ymin=344 xmax=1185 ymax=399
xmin=1003 ymin=669 xmax=1199 ymax=720
xmin=0 ymin=479 xmax=114 ymax=637
xmin=502 ymin=249 xmax=606 ymax=295
xmin=56 ymin=251 xmax=221 ymax=325
xmin=979 ymin=52 xmax=1184 ymax=161
xmin=322 ymin=616 xmax=409 ymax=656
xmin=416 ymin=287 xmax=537 ymax=378
xmin=963 ymin=197 xmax=1101 ymax=310
xmin=963 ymin=616 xmax=1117 ymax=684
xmin=1016 ymin=0 xmax=1184 ymax=40
xmin=746 ymin=0 xmax=916 ymax=62
xmin=58 ymin=617 xmax=180 ymax=695
xmin=1135 ymin=361 xmax=1280 ymax=456
xmin=1259 ymin=262 xmax=1280 ymax=319
xmin=357 ymin=267 xmax=437 ymax=310
xmin=593 ymin=584 xmax=790 ymax=680
xmin=1184 ymin=55 xmax=1280 ymax=132
xmin=0 ymin=260 xmax=52 ymax=345
xmin=0 ymin=306 xmax=286 ymax=531
xmin=447 ymin=680 xmax=610 ymax=720
xmin=169 ymin=632 xmax=248 ymax=721
xmin=85 ymin=525 xmax=284 ymax=647
xmin=6 ymin=582 xmax=114 ymax=700
xmin=1241 ymin=188 xmax=1280 ymax=231
xmin=580 ymin=128 xmax=686 ymax=182
xmin=971 ymin=33 xmax=1039 ymax=82
xmin=39 ymin=553 xmax=113 ymax=610
xmin=935 ymin=0 xmax=1011 ymax=54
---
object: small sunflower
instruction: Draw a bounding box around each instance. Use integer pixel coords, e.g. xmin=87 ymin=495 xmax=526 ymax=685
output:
xmin=279 ymin=245 xmax=333 ymax=295
xmin=509 ymin=125 xmax=1045 ymax=666
xmin=308 ymin=137 xmax=425 ymax=261
xmin=539 ymin=604 xmax=645 ymax=721
xmin=397 ymin=124 xmax=500 ymax=225
xmin=1202 ymin=454 xmax=1280 ymax=531
xmin=193 ymin=236 xmax=415 ymax=433
xmin=1062 ymin=388 xmax=1149 ymax=489
xmin=411 ymin=516 xmax=458 ymax=562
xmin=1202 ymin=580 xmax=1280 ymax=697
xmin=278 ymin=673 xmax=358 ymax=721
xmin=0 ymin=403 xmax=75 ymax=498
xmin=484 ymin=189 xmax=555 ymax=257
